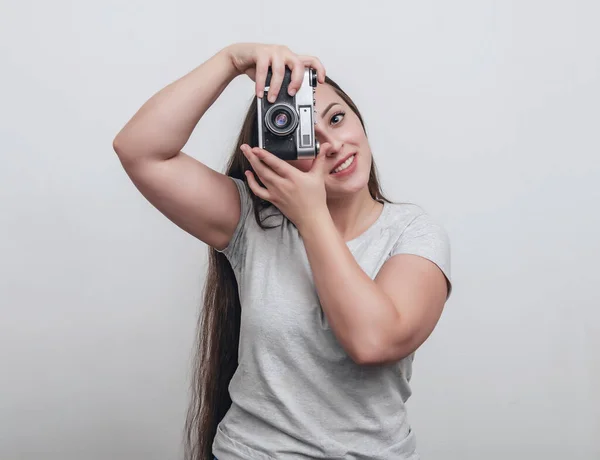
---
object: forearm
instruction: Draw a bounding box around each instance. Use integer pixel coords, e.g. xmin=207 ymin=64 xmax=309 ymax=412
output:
xmin=113 ymin=46 xmax=239 ymax=163
xmin=299 ymin=212 xmax=400 ymax=363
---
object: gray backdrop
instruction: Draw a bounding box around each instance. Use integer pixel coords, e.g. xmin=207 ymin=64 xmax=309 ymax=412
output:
xmin=1 ymin=1 xmax=598 ymax=459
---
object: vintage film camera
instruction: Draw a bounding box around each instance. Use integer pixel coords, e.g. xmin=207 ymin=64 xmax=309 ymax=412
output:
xmin=256 ymin=66 xmax=320 ymax=160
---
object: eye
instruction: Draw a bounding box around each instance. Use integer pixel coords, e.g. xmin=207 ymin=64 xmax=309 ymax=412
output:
xmin=330 ymin=111 xmax=345 ymax=126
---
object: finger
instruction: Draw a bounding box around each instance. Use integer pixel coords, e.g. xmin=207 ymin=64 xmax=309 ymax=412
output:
xmin=252 ymin=147 xmax=293 ymax=178
xmin=255 ymin=57 xmax=269 ymax=98
xmin=287 ymin=56 xmax=305 ymax=96
xmin=245 ymin=67 xmax=256 ymax=82
xmin=267 ymin=56 xmax=285 ymax=103
xmin=242 ymin=146 xmax=280 ymax=185
xmin=297 ymin=55 xmax=326 ymax=83
xmin=310 ymin=142 xmax=332 ymax=176
xmin=245 ymin=170 xmax=271 ymax=201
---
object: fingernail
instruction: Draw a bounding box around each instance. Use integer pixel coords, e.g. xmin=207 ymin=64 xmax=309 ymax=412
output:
xmin=289 ymin=88 xmax=296 ymax=96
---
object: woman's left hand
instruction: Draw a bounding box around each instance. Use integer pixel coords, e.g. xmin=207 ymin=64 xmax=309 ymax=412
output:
xmin=241 ymin=144 xmax=331 ymax=232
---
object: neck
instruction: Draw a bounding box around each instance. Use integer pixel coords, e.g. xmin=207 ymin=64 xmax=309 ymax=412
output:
xmin=326 ymin=187 xmax=382 ymax=242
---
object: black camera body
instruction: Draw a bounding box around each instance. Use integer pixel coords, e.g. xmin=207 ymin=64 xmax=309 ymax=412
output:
xmin=257 ymin=66 xmax=320 ymax=160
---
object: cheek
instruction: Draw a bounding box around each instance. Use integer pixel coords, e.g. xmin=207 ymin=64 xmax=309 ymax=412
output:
xmin=288 ymin=159 xmax=314 ymax=172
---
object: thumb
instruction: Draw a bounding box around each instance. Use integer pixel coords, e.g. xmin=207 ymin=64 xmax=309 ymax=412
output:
xmin=310 ymin=143 xmax=332 ymax=176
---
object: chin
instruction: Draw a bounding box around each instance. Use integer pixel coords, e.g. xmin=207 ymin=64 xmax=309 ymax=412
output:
xmin=326 ymin=169 xmax=370 ymax=196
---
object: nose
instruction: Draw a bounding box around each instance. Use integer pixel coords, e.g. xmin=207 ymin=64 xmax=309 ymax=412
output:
xmin=315 ymin=125 xmax=342 ymax=158
xmin=319 ymin=142 xmax=340 ymax=158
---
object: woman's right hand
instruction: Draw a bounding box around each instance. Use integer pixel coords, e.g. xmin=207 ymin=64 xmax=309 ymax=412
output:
xmin=225 ymin=43 xmax=326 ymax=103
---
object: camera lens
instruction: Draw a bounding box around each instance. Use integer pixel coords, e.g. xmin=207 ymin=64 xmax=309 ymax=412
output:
xmin=265 ymin=103 xmax=298 ymax=136
xmin=273 ymin=110 xmax=290 ymax=129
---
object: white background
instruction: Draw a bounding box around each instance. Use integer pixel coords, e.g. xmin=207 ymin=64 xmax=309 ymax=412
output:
xmin=1 ymin=1 xmax=598 ymax=459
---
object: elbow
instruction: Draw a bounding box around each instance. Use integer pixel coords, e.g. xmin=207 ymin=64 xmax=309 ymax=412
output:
xmin=349 ymin=348 xmax=377 ymax=366
xmin=112 ymin=135 xmax=128 ymax=159
xmin=348 ymin=335 xmax=415 ymax=366
xmin=346 ymin=334 xmax=386 ymax=366
xmin=112 ymin=135 xmax=127 ymax=162
xmin=112 ymin=135 xmax=139 ymax=168
xmin=112 ymin=136 xmax=121 ymax=154
xmin=349 ymin=346 xmax=389 ymax=366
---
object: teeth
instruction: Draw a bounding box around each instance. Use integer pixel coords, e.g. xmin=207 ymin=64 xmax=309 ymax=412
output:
xmin=332 ymin=155 xmax=355 ymax=174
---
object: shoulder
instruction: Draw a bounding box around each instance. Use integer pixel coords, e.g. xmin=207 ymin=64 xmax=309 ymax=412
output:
xmin=381 ymin=201 xmax=426 ymax=227
xmin=380 ymin=201 xmax=446 ymax=241
xmin=382 ymin=201 xmax=452 ymax=298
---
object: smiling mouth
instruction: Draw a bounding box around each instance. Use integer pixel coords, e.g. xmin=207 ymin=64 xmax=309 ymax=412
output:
xmin=330 ymin=154 xmax=357 ymax=174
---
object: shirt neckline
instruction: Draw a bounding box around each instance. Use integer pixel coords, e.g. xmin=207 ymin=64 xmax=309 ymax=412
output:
xmin=345 ymin=201 xmax=389 ymax=246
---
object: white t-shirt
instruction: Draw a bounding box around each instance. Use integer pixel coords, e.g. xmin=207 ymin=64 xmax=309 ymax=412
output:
xmin=213 ymin=177 xmax=452 ymax=460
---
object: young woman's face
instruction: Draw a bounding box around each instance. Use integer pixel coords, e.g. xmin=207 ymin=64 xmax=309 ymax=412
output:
xmin=286 ymin=83 xmax=372 ymax=198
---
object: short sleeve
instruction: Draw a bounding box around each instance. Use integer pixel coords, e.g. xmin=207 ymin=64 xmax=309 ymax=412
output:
xmin=391 ymin=211 xmax=453 ymax=300
xmin=215 ymin=177 xmax=253 ymax=269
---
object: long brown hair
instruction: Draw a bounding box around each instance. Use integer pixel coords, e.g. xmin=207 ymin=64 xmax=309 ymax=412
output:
xmin=184 ymin=76 xmax=392 ymax=460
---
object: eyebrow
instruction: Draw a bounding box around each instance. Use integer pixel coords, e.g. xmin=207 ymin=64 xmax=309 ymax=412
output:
xmin=320 ymin=102 xmax=341 ymax=119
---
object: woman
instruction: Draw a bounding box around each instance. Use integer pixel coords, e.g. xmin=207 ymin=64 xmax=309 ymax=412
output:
xmin=113 ymin=42 xmax=452 ymax=460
